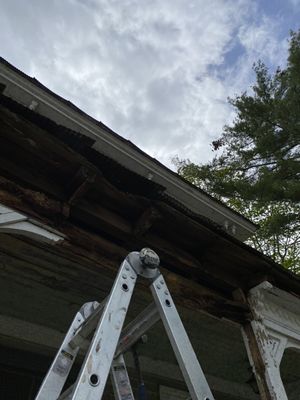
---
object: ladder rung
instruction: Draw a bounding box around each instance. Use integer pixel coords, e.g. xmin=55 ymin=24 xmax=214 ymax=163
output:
xmin=70 ymin=301 xmax=160 ymax=354
xmin=115 ymin=302 xmax=160 ymax=358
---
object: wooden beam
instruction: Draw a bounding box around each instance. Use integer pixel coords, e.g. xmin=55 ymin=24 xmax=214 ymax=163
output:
xmin=58 ymin=224 xmax=249 ymax=322
xmin=0 ymin=176 xmax=64 ymax=221
xmin=67 ymin=166 xmax=97 ymax=205
xmin=67 ymin=193 xmax=237 ymax=293
xmin=0 ymin=175 xmax=249 ymax=322
xmin=74 ymin=198 xmax=132 ymax=238
xmin=241 ymin=324 xmax=273 ymax=400
xmin=233 ymin=289 xmax=274 ymax=400
xmin=37 ymin=226 xmax=250 ymax=323
xmin=133 ymin=206 xmax=162 ymax=236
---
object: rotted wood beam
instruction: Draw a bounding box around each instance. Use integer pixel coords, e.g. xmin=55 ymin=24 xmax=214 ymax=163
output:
xmin=133 ymin=206 xmax=162 ymax=237
xmin=70 ymin=199 xmax=214 ymax=284
xmin=241 ymin=324 xmax=273 ymax=400
xmin=0 ymin=176 xmax=249 ymax=323
xmin=67 ymin=165 xmax=97 ymax=206
xmin=74 ymin=198 xmax=132 ymax=237
xmin=0 ymin=176 xmax=200 ymax=278
xmin=0 ymin=176 xmax=64 ymax=222
xmin=0 ymin=174 xmax=245 ymax=294
xmin=233 ymin=289 xmax=272 ymax=400
xmin=59 ymin=232 xmax=249 ymax=323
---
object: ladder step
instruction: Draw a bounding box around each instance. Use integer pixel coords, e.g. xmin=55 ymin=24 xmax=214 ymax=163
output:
xmin=115 ymin=302 xmax=160 ymax=357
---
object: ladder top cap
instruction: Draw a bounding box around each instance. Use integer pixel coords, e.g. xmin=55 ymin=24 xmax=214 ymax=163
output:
xmin=139 ymin=248 xmax=160 ymax=269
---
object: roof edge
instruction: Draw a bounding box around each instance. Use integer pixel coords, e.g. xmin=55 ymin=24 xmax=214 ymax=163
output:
xmin=0 ymin=57 xmax=256 ymax=241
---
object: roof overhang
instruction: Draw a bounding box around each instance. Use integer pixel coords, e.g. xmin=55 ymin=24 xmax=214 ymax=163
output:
xmin=0 ymin=59 xmax=256 ymax=241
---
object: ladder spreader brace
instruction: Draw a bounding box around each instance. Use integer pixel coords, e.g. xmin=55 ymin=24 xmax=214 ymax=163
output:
xmin=35 ymin=248 xmax=214 ymax=400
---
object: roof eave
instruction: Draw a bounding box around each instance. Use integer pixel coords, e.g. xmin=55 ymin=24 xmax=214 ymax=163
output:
xmin=0 ymin=59 xmax=256 ymax=241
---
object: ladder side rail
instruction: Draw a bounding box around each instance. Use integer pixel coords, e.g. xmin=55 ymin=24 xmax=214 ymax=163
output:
xmin=151 ymin=274 xmax=215 ymax=400
xmin=58 ymin=385 xmax=73 ymax=400
xmin=69 ymin=299 xmax=106 ymax=349
xmin=59 ymin=302 xmax=159 ymax=399
xmin=59 ymin=354 xmax=137 ymax=400
xmin=111 ymin=355 xmax=135 ymax=400
xmin=115 ymin=302 xmax=160 ymax=358
xmin=35 ymin=306 xmax=91 ymax=400
xmin=70 ymin=259 xmax=138 ymax=400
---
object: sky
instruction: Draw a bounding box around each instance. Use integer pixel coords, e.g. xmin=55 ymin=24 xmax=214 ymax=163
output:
xmin=1 ymin=0 xmax=300 ymax=169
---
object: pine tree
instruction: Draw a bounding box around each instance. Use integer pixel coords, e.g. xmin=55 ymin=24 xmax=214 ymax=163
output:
xmin=175 ymin=31 xmax=300 ymax=272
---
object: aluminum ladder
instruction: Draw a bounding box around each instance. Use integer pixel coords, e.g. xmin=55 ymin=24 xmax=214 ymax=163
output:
xmin=35 ymin=248 xmax=214 ymax=400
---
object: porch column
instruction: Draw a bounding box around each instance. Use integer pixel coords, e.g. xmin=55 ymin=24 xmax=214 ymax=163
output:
xmin=242 ymin=282 xmax=300 ymax=400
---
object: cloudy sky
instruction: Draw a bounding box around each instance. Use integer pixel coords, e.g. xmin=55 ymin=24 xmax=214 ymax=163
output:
xmin=1 ymin=0 xmax=299 ymax=168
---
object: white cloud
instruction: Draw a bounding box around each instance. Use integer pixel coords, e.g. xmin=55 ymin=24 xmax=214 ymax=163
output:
xmin=288 ymin=0 xmax=300 ymax=7
xmin=0 ymin=0 xmax=293 ymax=169
xmin=238 ymin=16 xmax=288 ymax=68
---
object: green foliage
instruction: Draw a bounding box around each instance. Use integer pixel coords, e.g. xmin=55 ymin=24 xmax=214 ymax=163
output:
xmin=175 ymin=30 xmax=300 ymax=273
xmin=227 ymin=200 xmax=300 ymax=274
